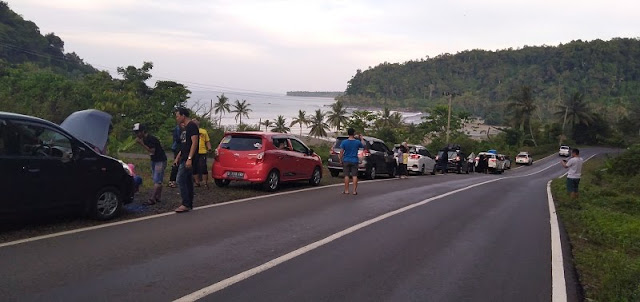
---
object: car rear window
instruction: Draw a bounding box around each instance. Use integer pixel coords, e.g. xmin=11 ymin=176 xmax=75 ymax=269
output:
xmin=517 ymin=154 xmax=527 ymax=158
xmin=220 ymin=135 xmax=263 ymax=151
xmin=334 ymin=137 xmax=347 ymax=148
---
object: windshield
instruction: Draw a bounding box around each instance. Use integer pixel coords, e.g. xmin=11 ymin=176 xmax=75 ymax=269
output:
xmin=220 ymin=135 xmax=263 ymax=151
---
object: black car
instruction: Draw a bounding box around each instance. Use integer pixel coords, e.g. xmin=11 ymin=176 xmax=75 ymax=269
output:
xmin=0 ymin=111 xmax=135 ymax=221
xmin=327 ymin=135 xmax=396 ymax=179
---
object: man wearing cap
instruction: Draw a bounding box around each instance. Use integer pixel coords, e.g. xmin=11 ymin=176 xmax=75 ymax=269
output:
xmin=134 ymin=123 xmax=167 ymax=205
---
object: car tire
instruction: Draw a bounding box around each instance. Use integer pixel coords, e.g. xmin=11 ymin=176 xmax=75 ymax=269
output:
xmin=329 ymin=169 xmax=340 ymax=177
xmin=263 ymin=170 xmax=280 ymax=192
xmin=309 ymin=167 xmax=322 ymax=186
xmin=366 ymin=166 xmax=376 ymax=180
xmin=90 ymin=187 xmax=122 ymax=220
xmin=419 ymin=165 xmax=425 ymax=175
xmin=214 ymin=179 xmax=230 ymax=187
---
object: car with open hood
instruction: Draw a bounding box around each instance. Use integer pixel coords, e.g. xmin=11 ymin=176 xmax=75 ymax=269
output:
xmin=0 ymin=110 xmax=135 ymax=222
xmin=327 ymin=135 xmax=396 ymax=179
xmin=212 ymin=132 xmax=323 ymax=191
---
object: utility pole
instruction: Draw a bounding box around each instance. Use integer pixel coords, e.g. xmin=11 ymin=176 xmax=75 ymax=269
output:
xmin=443 ymin=91 xmax=460 ymax=144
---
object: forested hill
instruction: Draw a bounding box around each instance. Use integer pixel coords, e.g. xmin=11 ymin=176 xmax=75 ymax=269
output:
xmin=0 ymin=1 xmax=96 ymax=76
xmin=340 ymin=38 xmax=640 ymax=123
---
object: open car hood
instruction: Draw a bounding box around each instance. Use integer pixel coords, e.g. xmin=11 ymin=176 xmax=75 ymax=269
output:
xmin=60 ymin=109 xmax=112 ymax=152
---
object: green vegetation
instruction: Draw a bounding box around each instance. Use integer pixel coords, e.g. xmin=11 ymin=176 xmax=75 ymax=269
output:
xmin=551 ymin=145 xmax=640 ymax=301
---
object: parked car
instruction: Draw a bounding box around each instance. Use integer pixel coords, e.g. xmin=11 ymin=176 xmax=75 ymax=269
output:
xmin=475 ymin=151 xmax=506 ymax=174
xmin=559 ymin=145 xmax=571 ymax=157
xmin=0 ymin=111 xmax=135 ymax=221
xmin=212 ymin=132 xmax=323 ymax=191
xmin=435 ymin=145 xmax=470 ymax=174
xmin=328 ymin=135 xmax=396 ymax=179
xmin=515 ymin=152 xmax=533 ymax=165
xmin=500 ymin=154 xmax=511 ymax=169
xmin=406 ymin=145 xmax=437 ymax=175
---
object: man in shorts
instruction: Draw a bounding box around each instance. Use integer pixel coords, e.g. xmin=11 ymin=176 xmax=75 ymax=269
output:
xmin=339 ymin=128 xmax=366 ymax=195
xmin=561 ymin=148 xmax=584 ymax=200
xmin=134 ymin=123 xmax=167 ymax=205
xmin=192 ymin=119 xmax=212 ymax=188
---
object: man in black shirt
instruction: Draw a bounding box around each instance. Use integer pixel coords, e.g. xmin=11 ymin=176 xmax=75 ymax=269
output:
xmin=134 ymin=123 xmax=168 ymax=205
xmin=173 ymin=107 xmax=199 ymax=213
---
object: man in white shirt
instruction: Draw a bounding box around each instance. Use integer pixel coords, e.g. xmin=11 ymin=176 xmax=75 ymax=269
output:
xmin=561 ymin=148 xmax=584 ymax=200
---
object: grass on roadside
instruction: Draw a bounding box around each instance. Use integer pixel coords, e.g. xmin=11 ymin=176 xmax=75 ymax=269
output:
xmin=551 ymin=149 xmax=640 ymax=301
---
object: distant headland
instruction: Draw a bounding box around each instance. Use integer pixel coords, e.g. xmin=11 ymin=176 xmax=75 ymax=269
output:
xmin=286 ymin=91 xmax=344 ymax=98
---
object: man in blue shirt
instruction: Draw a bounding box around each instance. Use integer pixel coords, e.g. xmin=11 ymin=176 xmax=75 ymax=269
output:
xmin=339 ymin=128 xmax=366 ymax=195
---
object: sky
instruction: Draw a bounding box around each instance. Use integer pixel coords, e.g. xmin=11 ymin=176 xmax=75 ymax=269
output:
xmin=8 ymin=0 xmax=640 ymax=94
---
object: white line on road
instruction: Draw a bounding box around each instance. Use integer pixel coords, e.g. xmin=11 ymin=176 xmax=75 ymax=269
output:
xmin=547 ymin=180 xmax=568 ymax=302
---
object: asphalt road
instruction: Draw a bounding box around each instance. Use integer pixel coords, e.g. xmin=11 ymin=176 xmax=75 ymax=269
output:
xmin=0 ymin=148 xmax=609 ymax=302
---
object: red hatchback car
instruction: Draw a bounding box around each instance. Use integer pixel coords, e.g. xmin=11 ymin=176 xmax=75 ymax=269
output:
xmin=212 ymin=132 xmax=323 ymax=191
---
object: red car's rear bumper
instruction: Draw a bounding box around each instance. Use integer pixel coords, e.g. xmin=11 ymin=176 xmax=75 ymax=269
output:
xmin=212 ymin=162 xmax=268 ymax=183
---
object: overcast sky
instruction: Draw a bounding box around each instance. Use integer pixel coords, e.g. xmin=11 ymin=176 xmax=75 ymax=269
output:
xmin=8 ymin=0 xmax=640 ymax=94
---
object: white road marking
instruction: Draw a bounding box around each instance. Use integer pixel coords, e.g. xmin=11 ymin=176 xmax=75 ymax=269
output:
xmin=174 ymin=176 xmax=506 ymax=301
xmin=547 ymin=180 xmax=568 ymax=302
xmin=0 ymin=177 xmax=398 ymax=248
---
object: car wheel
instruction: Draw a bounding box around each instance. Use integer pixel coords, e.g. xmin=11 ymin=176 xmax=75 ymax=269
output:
xmin=329 ymin=169 xmax=340 ymax=177
xmin=214 ymin=179 xmax=230 ymax=187
xmin=263 ymin=170 xmax=280 ymax=192
xmin=366 ymin=166 xmax=376 ymax=180
xmin=90 ymin=187 xmax=122 ymax=220
xmin=419 ymin=165 xmax=425 ymax=175
xmin=309 ymin=167 xmax=322 ymax=186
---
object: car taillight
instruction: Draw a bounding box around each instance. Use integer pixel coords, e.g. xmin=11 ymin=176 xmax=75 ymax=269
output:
xmin=410 ymin=154 xmax=420 ymax=159
xmin=330 ymin=147 xmax=339 ymax=155
xmin=490 ymin=158 xmax=496 ymax=162
xmin=475 ymin=157 xmax=479 ymax=161
xmin=362 ymin=149 xmax=370 ymax=156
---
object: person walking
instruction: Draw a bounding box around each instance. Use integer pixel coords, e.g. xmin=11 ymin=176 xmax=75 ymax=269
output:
xmin=339 ymin=128 xmax=366 ymax=195
xmin=133 ymin=123 xmax=167 ymax=205
xmin=168 ymin=124 xmax=182 ymax=188
xmin=192 ymin=119 xmax=212 ymax=189
xmin=561 ymin=148 xmax=584 ymax=200
xmin=173 ymin=107 xmax=199 ymax=213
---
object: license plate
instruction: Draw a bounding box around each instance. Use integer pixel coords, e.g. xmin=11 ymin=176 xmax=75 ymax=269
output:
xmin=227 ymin=171 xmax=245 ymax=179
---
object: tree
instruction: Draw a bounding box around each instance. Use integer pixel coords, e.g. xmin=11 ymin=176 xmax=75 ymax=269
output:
xmin=271 ymin=115 xmax=290 ymax=133
xmin=555 ymin=92 xmax=595 ymax=140
xmin=231 ymin=99 xmax=251 ymax=125
xmin=290 ymin=110 xmax=309 ymax=137
xmin=507 ymin=86 xmax=537 ymax=146
xmin=346 ymin=110 xmax=377 ymax=134
xmin=326 ymin=101 xmax=349 ymax=132
xmin=308 ymin=109 xmax=330 ymax=138
xmin=213 ymin=93 xmax=231 ymax=128
xmin=260 ymin=119 xmax=274 ymax=131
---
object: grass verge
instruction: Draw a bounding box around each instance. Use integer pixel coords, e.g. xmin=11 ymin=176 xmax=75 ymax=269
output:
xmin=551 ymin=151 xmax=640 ymax=301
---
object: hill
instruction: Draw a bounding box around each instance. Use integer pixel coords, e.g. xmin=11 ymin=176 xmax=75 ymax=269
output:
xmin=339 ymin=38 xmax=640 ymax=125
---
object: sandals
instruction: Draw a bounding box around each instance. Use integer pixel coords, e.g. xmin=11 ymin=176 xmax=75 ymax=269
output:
xmin=353 ymin=192 xmax=358 ymax=195
xmin=143 ymin=199 xmax=156 ymax=206
xmin=168 ymin=182 xmax=177 ymax=188
xmin=175 ymin=205 xmax=191 ymax=213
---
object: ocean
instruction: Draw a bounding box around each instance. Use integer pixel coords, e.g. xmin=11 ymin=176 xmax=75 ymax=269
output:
xmin=188 ymin=91 xmax=425 ymax=134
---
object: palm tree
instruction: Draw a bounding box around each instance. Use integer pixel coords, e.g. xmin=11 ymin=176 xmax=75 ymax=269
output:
xmin=555 ymin=92 xmax=594 ymax=139
xmin=290 ymin=110 xmax=309 ymax=137
xmin=260 ymin=119 xmax=274 ymax=132
xmin=271 ymin=115 xmax=290 ymax=133
xmin=213 ymin=93 xmax=231 ymax=128
xmin=326 ymin=101 xmax=349 ymax=132
xmin=231 ymin=99 xmax=252 ymax=125
xmin=307 ymin=109 xmax=330 ymax=138
xmin=506 ymin=86 xmax=537 ymax=146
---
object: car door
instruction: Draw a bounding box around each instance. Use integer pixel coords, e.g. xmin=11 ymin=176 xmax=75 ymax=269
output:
xmin=4 ymin=120 xmax=77 ymax=213
xmin=290 ymin=138 xmax=314 ymax=179
xmin=0 ymin=118 xmax=31 ymax=216
xmin=272 ymin=137 xmax=296 ymax=180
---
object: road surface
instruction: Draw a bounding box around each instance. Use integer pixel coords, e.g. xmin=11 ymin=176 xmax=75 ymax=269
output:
xmin=1 ymin=148 xmax=607 ymax=301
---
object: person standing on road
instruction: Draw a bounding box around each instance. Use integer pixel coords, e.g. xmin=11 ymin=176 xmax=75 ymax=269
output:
xmin=133 ymin=123 xmax=167 ymax=205
xmin=439 ymin=146 xmax=449 ymax=174
xmin=396 ymin=142 xmax=409 ymax=179
xmin=339 ymin=128 xmax=366 ymax=195
xmin=561 ymin=148 xmax=584 ymax=200
xmin=168 ymin=124 xmax=182 ymax=188
xmin=173 ymin=108 xmax=199 ymax=213
xmin=192 ymin=119 xmax=212 ymax=189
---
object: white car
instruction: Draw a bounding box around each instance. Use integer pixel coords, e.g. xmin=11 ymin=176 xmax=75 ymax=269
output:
xmin=559 ymin=145 xmax=571 ymax=157
xmin=515 ymin=152 xmax=533 ymax=165
xmin=407 ymin=145 xmax=437 ymax=175
xmin=475 ymin=152 xmax=506 ymax=174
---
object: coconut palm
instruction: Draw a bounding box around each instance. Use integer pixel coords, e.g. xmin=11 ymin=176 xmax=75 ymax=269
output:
xmin=231 ymin=99 xmax=252 ymax=125
xmin=308 ymin=109 xmax=330 ymax=138
xmin=326 ymin=101 xmax=349 ymax=132
xmin=290 ymin=110 xmax=309 ymax=137
xmin=213 ymin=93 xmax=231 ymax=128
xmin=506 ymin=86 xmax=537 ymax=146
xmin=260 ymin=119 xmax=274 ymax=131
xmin=271 ymin=115 xmax=290 ymax=133
xmin=555 ymin=92 xmax=594 ymax=139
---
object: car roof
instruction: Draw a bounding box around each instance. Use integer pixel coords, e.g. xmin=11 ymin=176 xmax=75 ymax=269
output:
xmin=560 ymin=145 xmax=570 ymax=148
xmin=225 ymin=131 xmax=292 ymax=138
xmin=336 ymin=135 xmax=382 ymax=143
